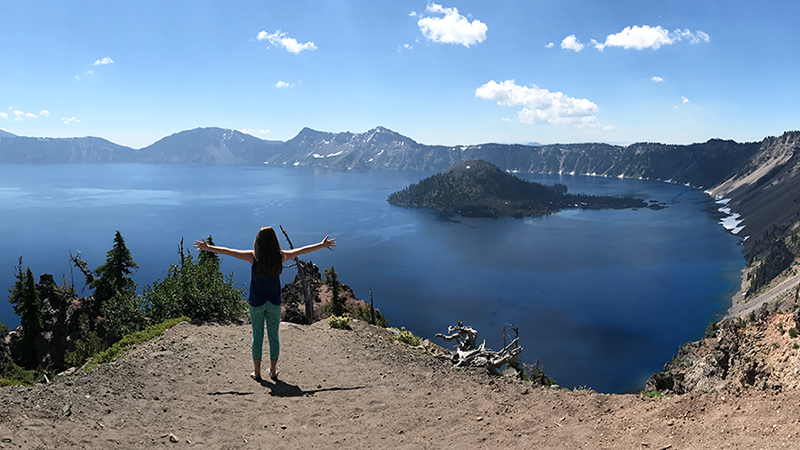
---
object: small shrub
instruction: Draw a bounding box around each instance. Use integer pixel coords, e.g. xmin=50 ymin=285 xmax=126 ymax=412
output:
xmin=328 ymin=314 xmax=352 ymax=330
xmin=641 ymin=391 xmax=663 ymax=398
xmin=790 ymin=328 xmax=798 ymax=339
xmin=354 ymin=304 xmax=389 ymax=328
xmin=395 ymin=327 xmax=422 ymax=346
xmin=86 ymin=317 xmax=189 ymax=370
xmin=64 ymin=314 xmax=108 ymax=368
xmin=749 ymin=311 xmax=756 ymax=322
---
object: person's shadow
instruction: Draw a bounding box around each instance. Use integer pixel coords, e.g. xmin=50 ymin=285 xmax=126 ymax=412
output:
xmin=258 ymin=377 xmax=364 ymax=398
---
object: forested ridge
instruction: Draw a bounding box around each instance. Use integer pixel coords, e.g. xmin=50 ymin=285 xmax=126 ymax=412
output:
xmin=387 ymin=160 xmax=649 ymax=218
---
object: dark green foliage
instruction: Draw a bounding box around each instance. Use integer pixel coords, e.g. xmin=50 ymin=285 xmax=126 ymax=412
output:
xmin=789 ymin=328 xmax=798 ymax=339
xmin=198 ymin=235 xmax=220 ymax=269
xmin=0 ymin=319 xmax=8 ymax=336
xmin=746 ymin=239 xmax=794 ymax=297
xmin=145 ymin=252 xmax=246 ymax=324
xmin=90 ymin=231 xmax=139 ymax=304
xmin=64 ymin=314 xmax=108 ymax=368
xmin=387 ymin=160 xmax=646 ymax=218
xmin=7 ymin=258 xmax=42 ymax=368
xmin=355 ymin=304 xmax=388 ymax=327
xmin=102 ymin=290 xmax=147 ymax=341
xmin=0 ymin=360 xmax=41 ymax=386
xmin=324 ymin=266 xmax=346 ymax=317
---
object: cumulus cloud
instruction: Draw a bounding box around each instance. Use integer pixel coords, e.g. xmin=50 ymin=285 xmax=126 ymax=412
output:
xmin=0 ymin=112 xmax=7 ymax=119
xmin=476 ymin=80 xmax=600 ymax=126
xmin=561 ymin=25 xmax=709 ymax=52
xmin=61 ymin=116 xmax=80 ymax=125
xmin=417 ymin=3 xmax=487 ymax=48
xmin=40 ymin=110 xmax=50 ymax=117
xmin=275 ymin=81 xmax=293 ymax=88
xmin=651 ymin=76 xmax=664 ymax=83
xmin=560 ymin=35 xmax=586 ymax=52
xmin=93 ymin=57 xmax=114 ymax=66
xmin=257 ymin=30 xmax=316 ymax=54
xmin=545 ymin=42 xmax=554 ymax=49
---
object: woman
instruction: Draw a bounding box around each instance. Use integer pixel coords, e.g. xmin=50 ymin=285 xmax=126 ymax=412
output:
xmin=193 ymin=227 xmax=336 ymax=381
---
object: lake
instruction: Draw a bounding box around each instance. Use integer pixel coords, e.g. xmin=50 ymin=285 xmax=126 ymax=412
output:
xmin=0 ymin=163 xmax=743 ymax=393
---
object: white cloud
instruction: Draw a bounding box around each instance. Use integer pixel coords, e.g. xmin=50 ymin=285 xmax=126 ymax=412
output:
xmin=476 ymin=80 xmax=600 ymax=126
xmin=561 ymin=25 xmax=710 ymax=52
xmin=0 ymin=112 xmax=7 ymax=119
xmin=560 ymin=35 xmax=586 ymax=52
xmin=258 ymin=129 xmax=271 ymax=134
xmin=682 ymin=96 xmax=689 ymax=104
xmin=417 ymin=3 xmax=487 ymax=48
xmin=257 ymin=30 xmax=316 ymax=54
xmin=651 ymin=76 xmax=664 ymax=83
xmin=275 ymin=81 xmax=293 ymax=88
xmin=594 ymin=25 xmax=710 ymax=50
xmin=545 ymin=42 xmax=554 ymax=49
xmin=39 ymin=110 xmax=50 ymax=117
xmin=93 ymin=57 xmax=114 ymax=66
xmin=61 ymin=116 xmax=80 ymax=125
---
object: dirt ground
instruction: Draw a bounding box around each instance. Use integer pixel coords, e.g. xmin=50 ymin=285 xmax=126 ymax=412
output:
xmin=2 ymin=319 xmax=800 ymax=449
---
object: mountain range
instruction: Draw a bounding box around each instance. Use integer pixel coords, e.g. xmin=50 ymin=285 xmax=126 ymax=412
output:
xmin=0 ymin=125 xmax=767 ymax=188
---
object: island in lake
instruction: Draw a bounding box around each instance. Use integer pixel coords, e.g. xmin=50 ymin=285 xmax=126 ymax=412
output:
xmin=387 ymin=160 xmax=658 ymax=218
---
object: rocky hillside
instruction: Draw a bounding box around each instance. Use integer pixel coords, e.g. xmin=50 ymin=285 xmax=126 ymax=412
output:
xmin=0 ymin=126 xmax=761 ymax=191
xmin=646 ymin=131 xmax=800 ymax=394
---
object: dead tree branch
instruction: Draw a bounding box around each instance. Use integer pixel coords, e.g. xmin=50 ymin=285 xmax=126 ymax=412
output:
xmin=280 ymin=225 xmax=315 ymax=324
xmin=435 ymin=320 xmax=522 ymax=375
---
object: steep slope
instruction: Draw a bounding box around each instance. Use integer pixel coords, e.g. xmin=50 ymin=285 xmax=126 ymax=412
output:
xmin=0 ymin=136 xmax=135 ymax=163
xmin=269 ymin=127 xmax=760 ymax=189
xmin=136 ymin=127 xmax=281 ymax=164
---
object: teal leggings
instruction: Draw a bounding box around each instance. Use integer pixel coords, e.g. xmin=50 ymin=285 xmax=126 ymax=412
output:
xmin=249 ymin=301 xmax=281 ymax=361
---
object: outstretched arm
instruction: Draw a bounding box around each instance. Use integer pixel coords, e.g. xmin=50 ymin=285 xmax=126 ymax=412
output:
xmin=282 ymin=236 xmax=336 ymax=262
xmin=193 ymin=238 xmax=254 ymax=264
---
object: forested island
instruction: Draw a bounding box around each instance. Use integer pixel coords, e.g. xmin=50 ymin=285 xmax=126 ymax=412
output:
xmin=387 ymin=160 xmax=653 ymax=218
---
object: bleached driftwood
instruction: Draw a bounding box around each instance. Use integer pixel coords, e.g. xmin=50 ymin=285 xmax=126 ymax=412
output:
xmin=435 ymin=320 xmax=522 ymax=375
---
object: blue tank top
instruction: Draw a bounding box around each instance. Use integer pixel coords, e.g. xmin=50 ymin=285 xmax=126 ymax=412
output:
xmin=249 ymin=263 xmax=281 ymax=307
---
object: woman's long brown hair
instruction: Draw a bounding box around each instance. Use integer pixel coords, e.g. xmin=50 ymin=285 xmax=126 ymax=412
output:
xmin=253 ymin=226 xmax=283 ymax=277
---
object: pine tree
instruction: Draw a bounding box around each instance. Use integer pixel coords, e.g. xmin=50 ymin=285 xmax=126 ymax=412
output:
xmin=324 ymin=266 xmax=345 ymax=317
xmin=90 ymin=231 xmax=139 ymax=304
xmin=7 ymin=257 xmax=43 ymax=367
xmin=197 ymin=235 xmax=220 ymax=269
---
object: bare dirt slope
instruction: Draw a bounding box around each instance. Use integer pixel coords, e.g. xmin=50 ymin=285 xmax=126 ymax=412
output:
xmin=2 ymin=320 xmax=800 ymax=449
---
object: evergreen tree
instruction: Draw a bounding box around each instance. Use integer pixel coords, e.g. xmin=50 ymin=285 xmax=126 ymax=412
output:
xmin=197 ymin=235 xmax=220 ymax=269
xmin=90 ymin=231 xmax=139 ymax=304
xmin=324 ymin=266 xmax=345 ymax=317
xmin=7 ymin=257 xmax=43 ymax=367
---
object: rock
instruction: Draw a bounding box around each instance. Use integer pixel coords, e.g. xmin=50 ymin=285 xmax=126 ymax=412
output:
xmin=62 ymin=403 xmax=72 ymax=417
xmin=169 ymin=433 xmax=178 ymax=443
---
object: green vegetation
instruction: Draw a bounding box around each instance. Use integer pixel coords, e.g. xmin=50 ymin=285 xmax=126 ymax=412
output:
xmin=145 ymin=250 xmax=246 ymax=325
xmin=387 ymin=160 xmax=647 ymax=218
xmin=90 ymin=230 xmax=139 ymax=306
xmin=790 ymin=328 xmax=798 ymax=339
xmin=518 ymin=359 xmax=558 ymax=387
xmin=86 ymin=316 xmax=190 ymax=371
xmin=355 ymin=304 xmax=388 ymax=327
xmin=641 ymin=391 xmax=663 ymax=398
xmin=324 ymin=265 xmax=346 ymax=317
xmin=0 ymin=361 xmax=43 ymax=386
xmin=395 ymin=327 xmax=422 ymax=346
xmin=328 ymin=314 xmax=352 ymax=330
xmin=64 ymin=314 xmax=108 ymax=368
xmin=7 ymin=257 xmax=43 ymax=367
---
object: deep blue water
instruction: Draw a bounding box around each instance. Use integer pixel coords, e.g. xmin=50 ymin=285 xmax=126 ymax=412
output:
xmin=0 ymin=164 xmax=742 ymax=393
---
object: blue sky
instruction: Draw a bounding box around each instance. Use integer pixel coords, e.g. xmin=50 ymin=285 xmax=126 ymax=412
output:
xmin=2 ymin=1 xmax=798 ymax=148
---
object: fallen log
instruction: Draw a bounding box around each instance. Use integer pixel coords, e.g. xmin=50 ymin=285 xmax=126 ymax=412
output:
xmin=435 ymin=320 xmax=522 ymax=375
